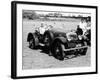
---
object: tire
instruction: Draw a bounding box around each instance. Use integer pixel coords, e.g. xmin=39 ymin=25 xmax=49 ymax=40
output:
xmin=29 ymin=38 xmax=35 ymax=49
xmin=44 ymin=31 xmax=54 ymax=47
xmin=80 ymin=41 xmax=88 ymax=55
xmin=44 ymin=31 xmax=54 ymax=55
xmin=53 ymin=41 xmax=65 ymax=60
xmin=27 ymin=33 xmax=38 ymax=49
xmin=27 ymin=33 xmax=33 ymax=42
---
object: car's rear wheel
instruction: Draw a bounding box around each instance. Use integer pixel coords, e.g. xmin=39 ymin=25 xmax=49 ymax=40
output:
xmin=27 ymin=33 xmax=38 ymax=49
xmin=29 ymin=38 xmax=35 ymax=49
xmin=53 ymin=41 xmax=65 ymax=60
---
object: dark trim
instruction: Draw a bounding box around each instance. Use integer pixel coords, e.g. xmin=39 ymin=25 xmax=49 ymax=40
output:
xmin=11 ymin=1 xmax=98 ymax=79
xmin=12 ymin=1 xmax=97 ymax=8
xmin=13 ymin=72 xmax=97 ymax=79
xmin=11 ymin=1 xmax=17 ymax=78
xmin=96 ymin=7 xmax=98 ymax=74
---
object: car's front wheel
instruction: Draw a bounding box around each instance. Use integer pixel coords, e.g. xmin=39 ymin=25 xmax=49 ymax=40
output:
xmin=53 ymin=41 xmax=65 ymax=60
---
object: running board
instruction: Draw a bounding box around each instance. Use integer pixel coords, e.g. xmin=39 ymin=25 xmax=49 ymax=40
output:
xmin=64 ymin=46 xmax=88 ymax=51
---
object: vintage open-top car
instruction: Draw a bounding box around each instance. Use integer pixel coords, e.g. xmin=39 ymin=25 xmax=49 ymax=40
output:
xmin=27 ymin=26 xmax=88 ymax=60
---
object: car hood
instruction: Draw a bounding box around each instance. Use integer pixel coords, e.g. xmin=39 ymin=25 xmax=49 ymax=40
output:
xmin=48 ymin=27 xmax=77 ymax=39
xmin=50 ymin=27 xmax=70 ymax=34
xmin=49 ymin=28 xmax=70 ymax=38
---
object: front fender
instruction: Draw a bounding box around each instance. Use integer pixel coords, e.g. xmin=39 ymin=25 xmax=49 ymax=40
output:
xmin=53 ymin=37 xmax=67 ymax=44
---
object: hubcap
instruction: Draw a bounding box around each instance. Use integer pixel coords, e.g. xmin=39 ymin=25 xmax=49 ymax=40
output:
xmin=55 ymin=43 xmax=61 ymax=57
xmin=56 ymin=47 xmax=60 ymax=54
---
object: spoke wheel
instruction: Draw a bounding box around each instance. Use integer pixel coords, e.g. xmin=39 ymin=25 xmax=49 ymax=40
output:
xmin=54 ymin=41 xmax=65 ymax=60
xmin=29 ymin=39 xmax=35 ymax=49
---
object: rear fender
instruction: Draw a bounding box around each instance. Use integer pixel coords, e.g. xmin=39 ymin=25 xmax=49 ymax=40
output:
xmin=27 ymin=33 xmax=39 ymax=46
xmin=27 ymin=33 xmax=33 ymax=42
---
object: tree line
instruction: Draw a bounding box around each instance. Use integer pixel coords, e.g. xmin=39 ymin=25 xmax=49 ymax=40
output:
xmin=23 ymin=10 xmax=91 ymax=21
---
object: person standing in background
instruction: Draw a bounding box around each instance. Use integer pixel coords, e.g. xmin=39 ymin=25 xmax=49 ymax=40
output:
xmin=76 ymin=25 xmax=83 ymax=36
xmin=86 ymin=17 xmax=91 ymax=30
xmin=79 ymin=19 xmax=87 ymax=35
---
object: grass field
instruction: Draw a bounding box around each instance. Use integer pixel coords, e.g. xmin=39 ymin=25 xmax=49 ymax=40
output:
xmin=22 ymin=19 xmax=91 ymax=69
